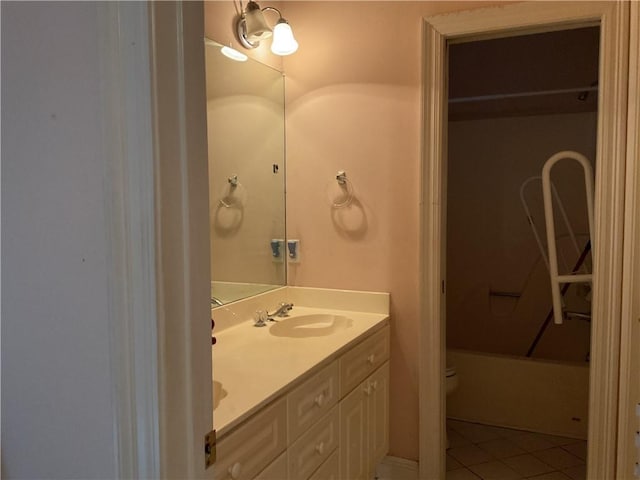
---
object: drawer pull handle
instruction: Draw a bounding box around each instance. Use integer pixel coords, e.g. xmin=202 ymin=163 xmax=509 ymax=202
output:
xmin=364 ymin=384 xmax=372 ymax=396
xmin=315 ymin=441 xmax=325 ymax=455
xmin=228 ymin=462 xmax=242 ymax=479
xmin=314 ymin=393 xmax=325 ymax=407
xmin=371 ymin=380 xmax=378 ymax=391
xmin=367 ymin=354 xmax=375 ymax=365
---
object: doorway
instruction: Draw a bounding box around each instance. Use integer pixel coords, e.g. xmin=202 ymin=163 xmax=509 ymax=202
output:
xmin=445 ymin=26 xmax=598 ymax=480
xmin=419 ymin=3 xmax=629 ymax=479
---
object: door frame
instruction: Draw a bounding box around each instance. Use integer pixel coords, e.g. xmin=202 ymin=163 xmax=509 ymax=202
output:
xmin=103 ymin=2 xmax=212 ymax=478
xmin=419 ymin=2 xmax=630 ymax=479
xmin=149 ymin=2 xmax=212 ymax=478
xmin=100 ymin=2 xmax=161 ymax=477
xmin=617 ymin=3 xmax=640 ymax=477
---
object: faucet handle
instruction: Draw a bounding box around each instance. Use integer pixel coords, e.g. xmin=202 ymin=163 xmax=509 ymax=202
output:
xmin=254 ymin=310 xmax=268 ymax=327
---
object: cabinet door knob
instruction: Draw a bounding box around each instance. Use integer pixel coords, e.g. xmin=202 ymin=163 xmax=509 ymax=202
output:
xmin=371 ymin=380 xmax=378 ymax=391
xmin=314 ymin=393 xmax=325 ymax=407
xmin=228 ymin=462 xmax=242 ymax=479
xmin=315 ymin=441 xmax=325 ymax=455
xmin=367 ymin=354 xmax=375 ymax=365
xmin=363 ymin=383 xmax=372 ymax=396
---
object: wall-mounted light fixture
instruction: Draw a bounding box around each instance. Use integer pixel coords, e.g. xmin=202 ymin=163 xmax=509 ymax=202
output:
xmin=236 ymin=1 xmax=298 ymax=56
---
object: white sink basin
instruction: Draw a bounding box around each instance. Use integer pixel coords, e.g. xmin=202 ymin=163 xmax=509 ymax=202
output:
xmin=213 ymin=380 xmax=228 ymax=410
xmin=269 ymin=314 xmax=353 ymax=338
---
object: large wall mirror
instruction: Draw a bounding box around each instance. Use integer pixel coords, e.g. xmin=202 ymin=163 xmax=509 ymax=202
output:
xmin=205 ymin=38 xmax=286 ymax=306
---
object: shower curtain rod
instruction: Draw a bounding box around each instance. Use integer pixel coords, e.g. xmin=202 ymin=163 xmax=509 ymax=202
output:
xmin=449 ymin=86 xmax=598 ymax=104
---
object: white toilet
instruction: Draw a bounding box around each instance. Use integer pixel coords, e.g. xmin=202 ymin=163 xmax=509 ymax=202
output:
xmin=445 ymin=365 xmax=459 ymax=449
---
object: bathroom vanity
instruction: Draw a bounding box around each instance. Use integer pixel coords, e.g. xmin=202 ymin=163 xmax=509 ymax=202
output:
xmin=212 ymin=287 xmax=390 ymax=480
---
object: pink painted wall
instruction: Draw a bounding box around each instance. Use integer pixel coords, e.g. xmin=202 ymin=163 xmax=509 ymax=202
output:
xmin=205 ymin=0 xmax=512 ymax=461
xmin=280 ymin=1 xmax=509 ymax=461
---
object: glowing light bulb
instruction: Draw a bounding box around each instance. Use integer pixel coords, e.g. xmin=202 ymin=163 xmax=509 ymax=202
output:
xmin=270 ymin=20 xmax=298 ymax=56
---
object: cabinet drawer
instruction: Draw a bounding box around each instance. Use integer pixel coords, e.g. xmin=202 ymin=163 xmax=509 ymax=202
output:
xmin=288 ymin=361 xmax=339 ymax=441
xmin=216 ymin=398 xmax=287 ymax=480
xmin=254 ymin=451 xmax=287 ymax=480
xmin=308 ymin=450 xmax=339 ymax=480
xmin=339 ymin=326 xmax=389 ymax=397
xmin=288 ymin=406 xmax=339 ymax=480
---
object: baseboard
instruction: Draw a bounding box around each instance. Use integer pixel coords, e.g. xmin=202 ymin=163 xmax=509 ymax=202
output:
xmin=376 ymin=455 xmax=420 ymax=477
xmin=380 ymin=456 xmax=418 ymax=470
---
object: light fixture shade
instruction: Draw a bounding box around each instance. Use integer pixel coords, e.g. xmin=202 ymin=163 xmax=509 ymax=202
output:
xmin=244 ymin=1 xmax=272 ymax=42
xmin=270 ymin=20 xmax=298 ymax=55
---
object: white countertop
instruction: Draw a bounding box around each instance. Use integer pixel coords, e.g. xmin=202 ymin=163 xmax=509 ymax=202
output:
xmin=213 ymin=305 xmax=389 ymax=437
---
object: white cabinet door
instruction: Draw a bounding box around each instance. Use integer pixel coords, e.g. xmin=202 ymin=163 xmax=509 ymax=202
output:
xmin=339 ymin=362 xmax=390 ymax=480
xmin=367 ymin=362 xmax=389 ymax=470
xmin=339 ymin=383 xmax=368 ymax=480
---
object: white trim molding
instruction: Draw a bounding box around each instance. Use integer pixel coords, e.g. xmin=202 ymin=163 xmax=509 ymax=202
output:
xmin=149 ymin=2 xmax=213 ymax=478
xmin=100 ymin=2 xmax=160 ymax=477
xmin=617 ymin=3 xmax=640 ymax=479
xmin=419 ymin=17 xmax=448 ymax=480
xmin=420 ymin=2 xmax=630 ymax=479
xmin=104 ymin=2 xmax=212 ymax=477
xmin=586 ymin=3 xmax=630 ymax=478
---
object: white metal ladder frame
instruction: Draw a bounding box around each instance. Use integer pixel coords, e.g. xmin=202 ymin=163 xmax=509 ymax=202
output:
xmin=541 ymin=151 xmax=595 ymax=324
xmin=520 ymin=177 xmax=584 ymax=274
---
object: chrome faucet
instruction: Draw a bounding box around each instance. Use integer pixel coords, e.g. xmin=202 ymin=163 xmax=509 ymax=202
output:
xmin=253 ymin=303 xmax=293 ymax=327
xmin=268 ymin=302 xmax=293 ymax=319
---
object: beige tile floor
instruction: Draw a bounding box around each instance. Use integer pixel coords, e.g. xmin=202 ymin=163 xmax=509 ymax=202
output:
xmin=446 ymin=419 xmax=587 ymax=480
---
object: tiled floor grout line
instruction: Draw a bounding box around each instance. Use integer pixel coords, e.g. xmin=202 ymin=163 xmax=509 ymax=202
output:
xmin=446 ymin=419 xmax=587 ymax=480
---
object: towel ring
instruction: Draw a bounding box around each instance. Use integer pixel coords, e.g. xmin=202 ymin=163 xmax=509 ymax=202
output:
xmin=333 ymin=171 xmax=354 ymax=208
xmin=219 ymin=175 xmax=245 ymax=208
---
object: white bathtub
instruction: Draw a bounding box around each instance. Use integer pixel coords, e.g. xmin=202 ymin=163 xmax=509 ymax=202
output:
xmin=447 ymin=349 xmax=589 ymax=439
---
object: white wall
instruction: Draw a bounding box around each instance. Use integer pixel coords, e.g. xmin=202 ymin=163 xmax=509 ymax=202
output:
xmin=1 ymin=3 xmax=117 ymax=477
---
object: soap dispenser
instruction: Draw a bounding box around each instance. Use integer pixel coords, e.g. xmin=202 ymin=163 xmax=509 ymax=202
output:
xmin=270 ymin=239 xmax=284 ymax=262
xmin=287 ymin=239 xmax=300 ymax=263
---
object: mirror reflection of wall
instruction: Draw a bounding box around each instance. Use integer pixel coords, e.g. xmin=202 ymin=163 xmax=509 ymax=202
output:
xmin=205 ymin=38 xmax=286 ymax=306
